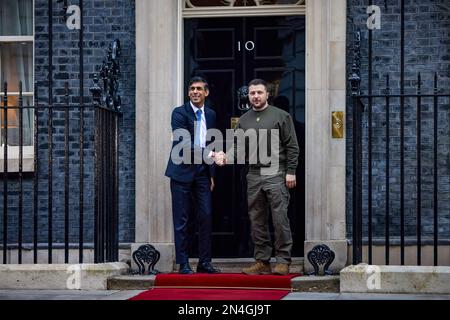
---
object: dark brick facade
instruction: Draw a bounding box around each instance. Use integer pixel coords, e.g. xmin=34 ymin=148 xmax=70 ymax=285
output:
xmin=2 ymin=0 xmax=448 ymax=253
xmin=0 ymin=0 xmax=135 ymax=246
xmin=346 ymin=0 xmax=450 ymax=242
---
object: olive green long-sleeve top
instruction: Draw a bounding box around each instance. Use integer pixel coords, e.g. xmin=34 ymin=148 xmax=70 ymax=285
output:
xmin=234 ymin=105 xmax=299 ymax=175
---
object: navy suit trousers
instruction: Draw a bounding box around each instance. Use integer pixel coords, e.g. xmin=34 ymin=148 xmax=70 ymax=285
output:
xmin=170 ymin=164 xmax=212 ymax=264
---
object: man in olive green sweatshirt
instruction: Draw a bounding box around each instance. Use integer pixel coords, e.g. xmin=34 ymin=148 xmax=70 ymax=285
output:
xmin=215 ymin=79 xmax=299 ymax=275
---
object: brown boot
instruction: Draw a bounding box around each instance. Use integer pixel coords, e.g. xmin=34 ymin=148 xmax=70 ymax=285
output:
xmin=273 ymin=263 xmax=290 ymax=275
xmin=242 ymin=260 xmax=272 ymax=275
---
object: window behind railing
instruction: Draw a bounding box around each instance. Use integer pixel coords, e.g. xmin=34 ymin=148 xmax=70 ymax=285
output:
xmin=0 ymin=0 xmax=122 ymax=265
xmin=0 ymin=0 xmax=34 ymax=148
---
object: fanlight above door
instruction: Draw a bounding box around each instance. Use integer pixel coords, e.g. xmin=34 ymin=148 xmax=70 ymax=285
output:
xmin=185 ymin=0 xmax=305 ymax=8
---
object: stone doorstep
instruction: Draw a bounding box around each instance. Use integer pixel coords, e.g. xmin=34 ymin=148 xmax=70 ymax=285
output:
xmin=0 ymin=262 xmax=129 ymax=290
xmin=107 ymin=274 xmax=340 ymax=292
xmin=340 ymin=264 xmax=450 ymax=294
xmin=108 ymin=258 xmax=344 ymax=292
xmin=107 ymin=275 xmax=156 ymax=290
xmin=291 ymin=276 xmax=340 ymax=293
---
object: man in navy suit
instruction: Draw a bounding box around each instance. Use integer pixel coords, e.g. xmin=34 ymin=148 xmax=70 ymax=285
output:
xmin=165 ymin=77 xmax=220 ymax=274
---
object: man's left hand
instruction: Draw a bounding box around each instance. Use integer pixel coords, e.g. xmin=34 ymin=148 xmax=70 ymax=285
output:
xmin=210 ymin=177 xmax=215 ymax=191
xmin=286 ymin=174 xmax=296 ymax=189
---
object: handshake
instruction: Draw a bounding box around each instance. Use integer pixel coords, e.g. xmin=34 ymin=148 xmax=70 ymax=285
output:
xmin=211 ymin=151 xmax=227 ymax=166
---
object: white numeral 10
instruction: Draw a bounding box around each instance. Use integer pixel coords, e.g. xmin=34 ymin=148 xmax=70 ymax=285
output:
xmin=238 ymin=41 xmax=255 ymax=52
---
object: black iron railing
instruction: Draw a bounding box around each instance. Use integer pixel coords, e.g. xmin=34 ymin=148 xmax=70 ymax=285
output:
xmin=0 ymin=85 xmax=120 ymax=264
xmin=350 ymin=30 xmax=450 ymax=266
xmin=0 ymin=39 xmax=122 ymax=264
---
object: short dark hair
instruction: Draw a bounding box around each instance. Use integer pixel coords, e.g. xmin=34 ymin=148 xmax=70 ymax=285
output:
xmin=189 ymin=76 xmax=209 ymax=91
xmin=248 ymin=79 xmax=267 ymax=90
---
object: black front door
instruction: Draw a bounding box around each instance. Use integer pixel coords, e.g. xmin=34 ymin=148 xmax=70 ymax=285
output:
xmin=184 ymin=16 xmax=305 ymax=257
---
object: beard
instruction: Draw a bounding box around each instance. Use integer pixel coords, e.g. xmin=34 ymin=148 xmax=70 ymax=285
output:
xmin=251 ymin=101 xmax=268 ymax=110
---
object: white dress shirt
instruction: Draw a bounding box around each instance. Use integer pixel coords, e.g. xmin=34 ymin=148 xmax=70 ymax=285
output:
xmin=190 ymin=101 xmax=207 ymax=148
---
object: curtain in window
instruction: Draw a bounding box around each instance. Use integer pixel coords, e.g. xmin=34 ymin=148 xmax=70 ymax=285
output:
xmin=1 ymin=97 xmax=33 ymax=146
xmin=0 ymin=42 xmax=33 ymax=92
xmin=0 ymin=0 xmax=33 ymax=92
xmin=0 ymin=0 xmax=33 ymax=36
xmin=0 ymin=43 xmax=33 ymax=146
xmin=0 ymin=0 xmax=33 ymax=146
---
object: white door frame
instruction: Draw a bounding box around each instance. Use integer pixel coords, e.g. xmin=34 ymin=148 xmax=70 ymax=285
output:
xmin=134 ymin=0 xmax=347 ymax=272
xmin=176 ymin=0 xmax=348 ymax=272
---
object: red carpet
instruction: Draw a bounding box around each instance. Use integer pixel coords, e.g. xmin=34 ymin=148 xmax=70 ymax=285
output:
xmin=154 ymin=273 xmax=299 ymax=290
xmin=129 ymin=273 xmax=300 ymax=300
xmin=129 ymin=288 xmax=289 ymax=300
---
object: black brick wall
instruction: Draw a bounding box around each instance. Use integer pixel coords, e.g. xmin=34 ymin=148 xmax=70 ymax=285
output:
xmin=3 ymin=0 xmax=448 ymax=252
xmin=0 ymin=0 xmax=135 ymax=247
xmin=346 ymin=0 xmax=450 ymax=242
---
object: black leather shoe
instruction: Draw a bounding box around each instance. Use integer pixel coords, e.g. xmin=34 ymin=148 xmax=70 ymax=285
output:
xmin=196 ymin=262 xmax=221 ymax=274
xmin=178 ymin=263 xmax=194 ymax=274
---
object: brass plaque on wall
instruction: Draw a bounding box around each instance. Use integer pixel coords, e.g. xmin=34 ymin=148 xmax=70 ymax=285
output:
xmin=230 ymin=117 xmax=239 ymax=129
xmin=332 ymin=111 xmax=344 ymax=139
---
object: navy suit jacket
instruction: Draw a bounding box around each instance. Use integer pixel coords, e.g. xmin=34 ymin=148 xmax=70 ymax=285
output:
xmin=165 ymin=102 xmax=216 ymax=183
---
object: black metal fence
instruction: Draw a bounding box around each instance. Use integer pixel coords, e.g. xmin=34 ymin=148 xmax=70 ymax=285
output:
xmin=350 ymin=31 xmax=450 ymax=266
xmin=0 ymin=40 xmax=122 ymax=264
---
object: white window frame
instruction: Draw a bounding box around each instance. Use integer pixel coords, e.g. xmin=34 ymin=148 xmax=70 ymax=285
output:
xmin=0 ymin=0 xmax=35 ymax=172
